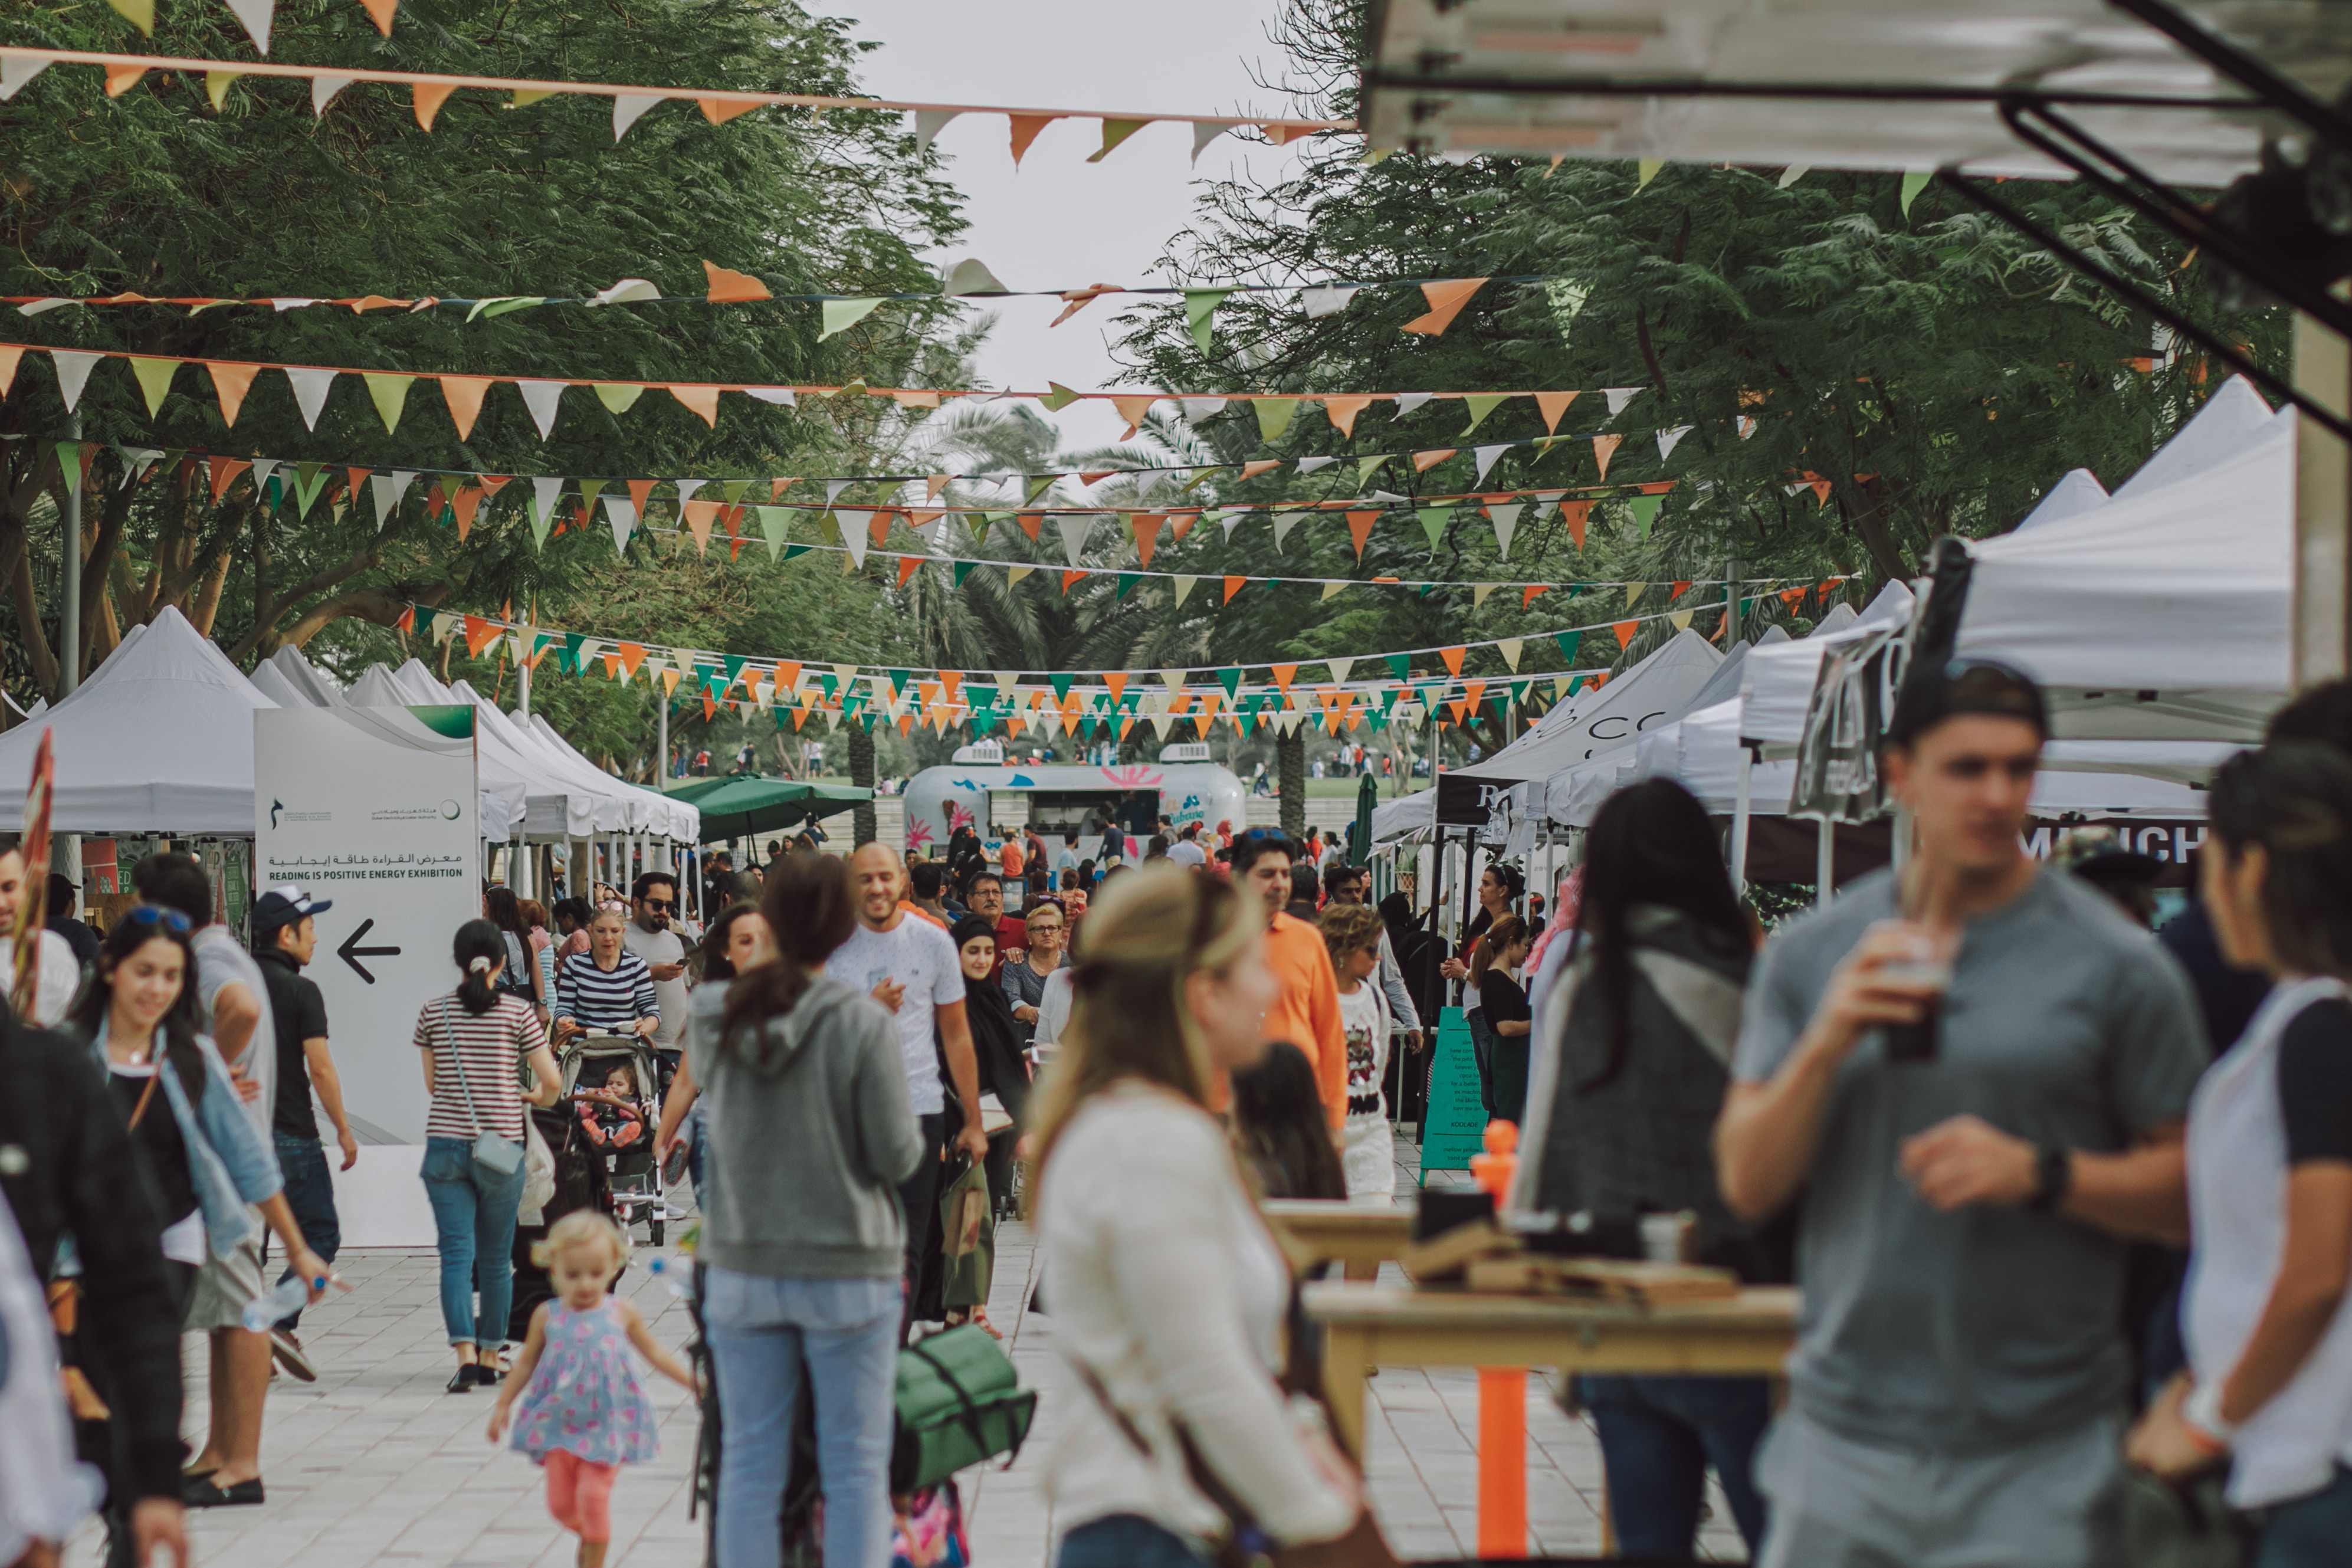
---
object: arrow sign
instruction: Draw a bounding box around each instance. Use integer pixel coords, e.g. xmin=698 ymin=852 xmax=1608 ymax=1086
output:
xmin=337 ymin=918 xmax=401 ymax=985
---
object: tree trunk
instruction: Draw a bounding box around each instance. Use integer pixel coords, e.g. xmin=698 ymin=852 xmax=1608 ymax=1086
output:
xmin=848 ymin=722 xmax=877 ymax=847
xmin=1277 ymin=726 xmax=1306 ymax=842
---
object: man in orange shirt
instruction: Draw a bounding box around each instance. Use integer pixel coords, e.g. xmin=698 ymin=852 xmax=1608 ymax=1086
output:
xmin=1228 ymin=828 xmax=1349 ymax=1129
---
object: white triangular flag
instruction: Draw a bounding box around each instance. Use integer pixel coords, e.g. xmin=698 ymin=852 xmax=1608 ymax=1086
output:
xmin=1301 ymin=285 xmax=1360 ymax=318
xmin=1655 ymin=424 xmax=1694 ymax=460
xmin=517 ymin=380 xmax=565 ymax=440
xmin=1370 ymin=489 xmax=1408 ymax=505
xmin=824 ymin=478 xmax=854 ymax=507
xmin=270 ymin=297 xmax=319 ymax=312
xmin=1057 ymin=514 xmax=1094 ymax=566
xmin=50 ymin=352 xmax=100 ymax=412
xmin=1472 ymin=443 xmax=1510 ymax=484
xmin=1488 ymin=501 xmax=1524 ymax=559
xmin=1172 ymin=575 xmax=1198 ymax=606
xmin=1603 ymin=386 xmax=1643 ymax=415
xmin=603 ymin=496 xmax=637 ymax=552
xmin=1192 ymin=120 xmax=1234 ymax=162
xmin=914 ymin=110 xmax=960 ymax=151
xmin=1 ymin=58 xmax=50 ymax=101
xmin=1327 ymin=657 xmax=1354 ymax=684
xmin=1497 ymin=638 xmax=1523 ymax=673
xmin=284 ymin=366 xmax=335 ymax=429
xmin=310 ymin=74 xmax=350 ymax=116
xmin=1272 ymin=511 xmax=1308 ymax=549
xmin=370 ymin=470 xmax=418 ymax=523
xmin=530 ymin=477 xmax=563 ymax=532
xmin=994 ymin=670 xmax=1020 ymax=698
xmin=1531 ymin=489 xmax=1566 ymax=520
xmin=1393 ymin=392 xmax=1433 ymax=416
xmin=224 ymin=0 xmax=273 ymax=51
xmin=745 ymin=386 xmax=796 ymax=406
xmin=589 ymin=278 xmax=659 ymax=306
xmin=1295 ymin=455 xmax=1335 ymax=474
xmin=612 ymin=94 xmax=661 ymax=141
xmin=1776 ymin=164 xmax=1809 ymax=189
xmin=674 ymin=478 xmax=707 ymax=508
xmin=1159 ymin=668 xmax=1188 ymax=695
xmin=837 ymin=510 xmax=871 ymax=567
xmin=1216 ymin=509 xmax=1243 ymax=542
xmin=1179 ymin=397 xmax=1226 ymax=423
xmin=250 ymin=459 xmax=280 ymax=497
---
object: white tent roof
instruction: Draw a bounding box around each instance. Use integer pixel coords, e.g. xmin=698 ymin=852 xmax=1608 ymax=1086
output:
xmin=1738 ymin=580 xmax=1918 ymax=748
xmin=527 ymin=714 xmax=698 ymax=844
xmin=259 ymin=645 xmax=347 ymax=707
xmin=258 ymin=650 xmax=520 ymax=838
xmin=2013 ymin=469 xmax=2110 ymax=534
xmin=2111 ymin=375 xmax=2279 ymax=501
xmin=1369 ymin=785 xmax=1435 ymax=849
xmin=350 ymin=662 xmax=598 ymax=838
xmin=0 ymin=607 xmax=273 ymax=833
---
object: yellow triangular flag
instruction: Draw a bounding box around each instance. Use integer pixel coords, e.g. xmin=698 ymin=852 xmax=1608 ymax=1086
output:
xmin=1497 ymin=637 xmax=1523 ymax=672
xmin=129 ymin=357 xmax=178 ymax=418
xmin=362 ymin=372 xmax=415 ymax=434
xmin=1473 ymin=583 xmax=1497 ymax=608
xmin=1626 ymin=582 xmax=1646 ymax=608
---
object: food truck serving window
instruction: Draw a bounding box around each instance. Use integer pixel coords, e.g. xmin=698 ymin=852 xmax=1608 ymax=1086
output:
xmin=1024 ymin=791 xmax=1156 ymax=838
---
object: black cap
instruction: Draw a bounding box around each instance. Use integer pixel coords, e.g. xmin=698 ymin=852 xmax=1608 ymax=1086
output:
xmin=253 ymin=885 xmax=333 ymax=932
xmin=1886 ymin=656 xmax=2048 ymax=748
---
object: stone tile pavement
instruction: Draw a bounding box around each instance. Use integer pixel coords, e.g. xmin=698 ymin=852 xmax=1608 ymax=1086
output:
xmin=70 ymin=1142 xmax=1748 ymax=1566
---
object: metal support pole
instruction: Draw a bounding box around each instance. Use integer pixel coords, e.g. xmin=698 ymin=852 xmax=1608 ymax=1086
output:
xmin=657 ymin=692 xmax=670 ymax=788
xmin=518 ymin=652 xmax=532 ymax=723
xmin=1732 ymin=747 xmax=1755 ymax=896
xmin=2297 ymin=307 xmax=2352 ymax=687
xmin=1816 ymin=818 xmax=1835 ymax=907
xmin=59 ymin=412 xmax=80 ymax=696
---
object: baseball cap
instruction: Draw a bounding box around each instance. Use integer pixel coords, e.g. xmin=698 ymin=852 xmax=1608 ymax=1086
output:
xmin=253 ymin=885 xmax=333 ymax=932
xmin=1885 ymin=657 xmax=2048 ymax=748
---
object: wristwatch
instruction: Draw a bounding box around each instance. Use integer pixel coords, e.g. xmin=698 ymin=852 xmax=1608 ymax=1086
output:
xmin=2027 ymin=1143 xmax=2072 ymax=1212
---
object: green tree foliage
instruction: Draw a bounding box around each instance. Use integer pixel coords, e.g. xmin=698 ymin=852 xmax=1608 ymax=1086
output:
xmin=0 ymin=0 xmax=966 ymax=766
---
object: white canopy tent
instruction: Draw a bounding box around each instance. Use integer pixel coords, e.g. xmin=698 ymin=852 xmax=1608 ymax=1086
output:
xmin=356 ymin=662 xmax=601 ymax=839
xmin=0 ymin=608 xmax=272 ymax=834
xmin=527 ymin=714 xmax=698 ymax=844
xmin=1738 ymin=581 xmax=1918 ymax=756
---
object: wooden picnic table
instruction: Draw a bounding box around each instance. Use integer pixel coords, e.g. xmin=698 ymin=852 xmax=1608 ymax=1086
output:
xmin=1260 ymin=1199 xmax=1416 ymax=1281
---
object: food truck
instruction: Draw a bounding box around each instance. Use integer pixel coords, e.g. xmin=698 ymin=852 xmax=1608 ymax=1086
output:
xmin=902 ymin=741 xmax=1248 ymax=872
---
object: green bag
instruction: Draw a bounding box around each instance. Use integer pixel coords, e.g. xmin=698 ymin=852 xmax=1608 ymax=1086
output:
xmin=891 ymin=1324 xmax=1035 ymax=1494
xmin=939 ymin=1157 xmax=995 ymax=1310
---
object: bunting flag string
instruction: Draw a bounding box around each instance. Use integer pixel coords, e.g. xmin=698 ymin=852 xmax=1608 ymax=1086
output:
xmin=415 ymin=578 xmax=1855 ymax=706
xmin=0 ymin=338 xmax=1658 ymax=440
xmin=0 ymin=45 xmax=1341 ymax=164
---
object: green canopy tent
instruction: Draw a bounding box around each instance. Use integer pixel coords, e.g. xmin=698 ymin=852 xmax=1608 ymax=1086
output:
xmin=663 ymin=775 xmax=870 ymax=842
xmin=1349 ymin=769 xmax=1380 ymax=866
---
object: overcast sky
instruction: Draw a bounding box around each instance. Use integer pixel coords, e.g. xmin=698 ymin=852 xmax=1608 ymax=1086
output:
xmin=818 ymin=0 xmax=1308 ymax=452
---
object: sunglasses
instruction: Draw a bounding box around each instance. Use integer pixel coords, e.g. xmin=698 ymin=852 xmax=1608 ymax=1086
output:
xmin=596 ymin=900 xmax=628 ymax=913
xmin=639 ymin=897 xmax=675 ymax=911
xmin=124 ymin=904 xmax=193 ymax=935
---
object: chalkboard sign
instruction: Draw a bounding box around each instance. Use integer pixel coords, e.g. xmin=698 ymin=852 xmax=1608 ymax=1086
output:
xmin=1419 ymin=1007 xmax=1488 ymax=1185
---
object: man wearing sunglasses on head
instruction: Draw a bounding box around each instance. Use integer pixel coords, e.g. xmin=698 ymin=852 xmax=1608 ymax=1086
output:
xmin=623 ymin=872 xmax=690 ymax=1092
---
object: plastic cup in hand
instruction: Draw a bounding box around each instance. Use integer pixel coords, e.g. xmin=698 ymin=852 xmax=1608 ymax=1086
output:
xmin=1877 ymin=925 xmax=1954 ymax=1064
xmin=242 ymin=1275 xmax=327 ymax=1333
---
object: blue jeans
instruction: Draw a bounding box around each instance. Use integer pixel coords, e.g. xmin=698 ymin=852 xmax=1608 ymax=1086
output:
xmin=419 ymin=1136 xmax=526 ymax=1348
xmin=2256 ymin=1465 xmax=2352 ymax=1568
xmin=703 ymin=1268 xmax=900 ymax=1568
xmin=1057 ymin=1514 xmax=1213 ymax=1568
xmin=1575 ymin=1375 xmax=1773 ymax=1560
xmin=271 ymin=1133 xmax=341 ymax=1330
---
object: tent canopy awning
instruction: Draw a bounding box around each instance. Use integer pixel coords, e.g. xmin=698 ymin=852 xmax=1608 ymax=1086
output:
xmin=1358 ymin=0 xmax=2333 ymax=182
xmin=669 ymin=776 xmax=870 ymax=842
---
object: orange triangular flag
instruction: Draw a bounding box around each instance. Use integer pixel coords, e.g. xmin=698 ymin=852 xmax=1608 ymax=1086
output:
xmin=1412 ymin=449 xmax=1456 ymax=474
xmin=1671 ymin=580 xmax=1693 ymax=601
xmin=450 ymin=486 xmax=484 ymax=541
xmin=1323 ymin=395 xmax=1372 ymax=438
xmin=697 ymin=96 xmax=762 ymax=126
xmin=1103 ymin=672 xmax=1128 ymax=702
xmin=925 ymin=474 xmax=951 ymax=501
xmin=1447 ymin=698 xmax=1469 ymax=724
xmin=1057 ymin=568 xmax=1087 ymax=594
xmin=1240 ymin=460 xmax=1281 ymax=481
xmin=1222 ymin=575 xmax=1248 ymax=604
xmin=208 ymin=362 xmax=259 ymax=427
xmin=1461 ymin=679 xmax=1488 ymax=712
xmin=1593 ymin=433 xmax=1622 ymax=481
xmin=776 ymin=661 xmax=802 ymax=693
xmin=1131 ymin=513 xmax=1164 ymax=569
xmin=1346 ymin=510 xmax=1379 ymax=559
xmin=1523 ymin=585 xmax=1547 ymax=610
xmin=1612 ymin=619 xmax=1639 ymax=648
xmin=669 ymin=385 xmax=720 ymax=428
xmin=626 ymin=478 xmax=656 ymax=515
xmin=1110 ymin=395 xmax=1157 ymax=438
xmin=346 ymin=467 xmax=370 ymax=501
xmin=206 ymin=456 xmax=251 ymax=501
xmin=1439 ymin=646 xmax=1467 ymax=677
xmin=703 ymin=261 xmax=771 ymax=302
xmin=439 ymin=375 xmax=490 ymax=441
xmin=1168 ymin=510 xmax=1198 ymax=542
xmin=683 ymin=499 xmax=720 ymax=554
xmin=1560 ymin=501 xmax=1592 ymax=550
xmin=1534 ymin=391 xmax=1578 ymax=434
xmin=478 ymin=474 xmax=512 ymax=496
xmin=1009 ymin=114 xmax=1061 ymax=166
xmin=897 ymin=556 xmax=923 ymax=588
xmin=869 ymin=510 xmax=894 ymax=546
xmin=105 ymin=66 xmax=146 ymax=97
xmin=1017 ymin=513 xmax=1044 ymax=542
xmin=360 ymin=0 xmax=396 ymax=34
xmin=462 ymin=615 xmax=498 ymax=657
xmin=413 ymin=81 xmax=455 ymax=132
xmin=792 ymin=706 xmax=811 ymax=731
xmin=1270 ymin=664 xmax=1297 ymax=692
xmin=940 ymin=671 xmax=963 ymax=702
xmin=1401 ymin=278 xmax=1487 ymax=336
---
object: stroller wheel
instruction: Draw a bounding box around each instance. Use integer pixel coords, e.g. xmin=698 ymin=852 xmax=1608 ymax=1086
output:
xmin=649 ymin=1219 xmax=664 ymax=1246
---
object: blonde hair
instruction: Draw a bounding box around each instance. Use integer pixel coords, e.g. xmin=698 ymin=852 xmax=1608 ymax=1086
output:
xmin=531 ymin=1211 xmax=629 ymax=1276
xmin=1317 ymin=903 xmax=1385 ymax=966
xmin=1028 ymin=863 xmax=1257 ymax=1180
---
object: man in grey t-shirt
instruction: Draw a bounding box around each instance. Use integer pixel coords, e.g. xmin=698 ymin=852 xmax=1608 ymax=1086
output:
xmin=1716 ymin=660 xmax=2206 ymax=1568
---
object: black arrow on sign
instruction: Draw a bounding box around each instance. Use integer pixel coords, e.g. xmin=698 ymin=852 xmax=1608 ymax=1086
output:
xmin=337 ymin=919 xmax=401 ymax=984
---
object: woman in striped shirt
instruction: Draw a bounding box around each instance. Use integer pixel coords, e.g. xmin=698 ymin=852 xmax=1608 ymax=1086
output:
xmin=553 ymin=906 xmax=660 ymax=1045
xmin=416 ymin=919 xmax=562 ymax=1392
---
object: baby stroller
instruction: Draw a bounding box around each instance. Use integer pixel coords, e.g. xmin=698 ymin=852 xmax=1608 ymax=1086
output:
xmin=560 ymin=1032 xmax=681 ymax=1246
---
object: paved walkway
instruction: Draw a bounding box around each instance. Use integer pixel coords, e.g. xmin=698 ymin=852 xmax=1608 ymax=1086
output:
xmin=71 ymin=1146 xmax=1748 ymax=1566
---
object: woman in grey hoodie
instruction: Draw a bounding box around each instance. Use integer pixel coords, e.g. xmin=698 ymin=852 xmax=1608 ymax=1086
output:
xmin=687 ymin=852 xmax=924 ymax=1568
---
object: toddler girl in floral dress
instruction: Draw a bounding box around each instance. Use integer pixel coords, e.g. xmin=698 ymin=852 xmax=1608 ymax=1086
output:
xmin=488 ymin=1212 xmax=694 ymax=1567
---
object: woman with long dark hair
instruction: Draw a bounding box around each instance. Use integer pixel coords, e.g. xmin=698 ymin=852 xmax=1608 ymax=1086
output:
xmin=654 ymin=903 xmax=776 ymax=1192
xmin=953 ymin=914 xmax=1032 ymax=1231
xmin=1032 ymin=865 xmax=1376 ymax=1568
xmin=686 ymin=855 xmax=923 ymax=1568
xmin=71 ymin=911 xmax=334 ymax=1506
xmin=484 ymin=885 xmax=545 ymax=1022
xmin=1468 ymin=914 xmax=1534 ymax=1122
xmin=1509 ymin=779 xmax=1773 ymax=1560
xmin=415 ymin=919 xmax=562 ymax=1393
xmin=2128 ymin=742 xmax=2352 ymax=1560
xmin=1442 ymin=861 xmax=1523 ymax=1116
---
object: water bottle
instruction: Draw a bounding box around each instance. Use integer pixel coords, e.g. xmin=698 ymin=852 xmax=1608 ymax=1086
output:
xmin=645 ymin=1256 xmax=690 ymax=1298
xmin=242 ymin=1275 xmax=325 ymax=1333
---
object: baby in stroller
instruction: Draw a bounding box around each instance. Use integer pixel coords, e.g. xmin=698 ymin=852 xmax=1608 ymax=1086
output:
xmin=579 ymin=1062 xmax=652 ymax=1186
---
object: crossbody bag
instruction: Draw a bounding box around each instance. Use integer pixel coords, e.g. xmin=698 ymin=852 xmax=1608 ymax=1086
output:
xmin=440 ymin=997 xmax=525 ymax=1176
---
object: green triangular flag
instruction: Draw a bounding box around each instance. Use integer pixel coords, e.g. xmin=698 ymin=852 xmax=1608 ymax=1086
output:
xmin=1386 ymin=653 xmax=1410 ymax=682
xmin=362 ymin=372 xmax=414 ymax=434
xmin=1356 ymin=454 xmax=1389 ymax=486
xmin=1025 ymin=474 xmax=1059 ymax=503
xmin=782 ymin=543 xmax=813 ymax=562
xmin=817 ymin=672 xmax=839 ymax=700
xmin=529 ymin=501 xmax=554 ymax=550
xmin=291 ymin=462 xmax=331 ymax=519
xmin=723 ymin=655 xmax=750 ymax=687
xmin=953 ymin=559 xmax=978 ymax=587
xmin=1555 ymin=631 xmax=1583 ymax=663
xmin=560 ymin=632 xmax=585 ymax=674
xmin=756 ymin=505 xmax=795 ymax=562
xmin=819 ymin=297 xmax=886 ymax=339
xmin=1419 ymin=504 xmax=1450 ymax=553
xmin=1255 ymin=398 xmax=1300 ymax=444
xmin=1636 ymin=158 xmax=1664 ymax=190
xmin=1049 ymin=673 xmax=1074 ymax=701
xmin=1900 ymin=168 xmax=1931 ymax=217
xmin=721 ymin=479 xmax=753 ymax=505
xmin=1183 ymin=289 xmax=1232 ymax=355
xmin=1460 ymin=393 xmax=1509 ymax=436
xmin=130 ymin=357 xmax=178 ymax=418
xmin=1039 ymin=384 xmax=1082 ymax=412
xmin=1628 ymin=494 xmax=1664 ymax=538
xmin=1116 ymin=572 xmax=1141 ymax=600
xmin=1216 ymin=668 xmax=1241 ymax=698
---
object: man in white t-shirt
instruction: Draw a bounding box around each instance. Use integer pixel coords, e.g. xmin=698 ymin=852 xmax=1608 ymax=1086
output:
xmin=0 ymin=844 xmax=80 ymax=1026
xmin=1167 ymin=823 xmax=1209 ymax=868
xmin=623 ymin=871 xmax=690 ymax=1086
xmin=826 ymin=842 xmax=987 ymax=1331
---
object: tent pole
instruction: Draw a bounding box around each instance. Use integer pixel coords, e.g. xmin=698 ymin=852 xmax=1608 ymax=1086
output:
xmin=2295 ymin=307 xmax=2352 ymax=687
xmin=657 ymin=692 xmax=670 ymax=789
xmin=59 ymin=412 xmax=79 ymax=697
xmin=518 ymin=652 xmax=532 ymax=723
xmin=1731 ymin=747 xmax=1754 ymax=897
xmin=1816 ymin=817 xmax=1834 ymax=906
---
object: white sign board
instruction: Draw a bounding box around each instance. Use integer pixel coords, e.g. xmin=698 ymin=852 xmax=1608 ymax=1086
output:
xmin=255 ymin=705 xmax=479 ymax=1151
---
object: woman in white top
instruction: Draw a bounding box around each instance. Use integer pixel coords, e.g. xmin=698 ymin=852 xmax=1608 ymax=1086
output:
xmin=1317 ymin=903 xmax=1396 ymax=1202
xmin=1031 ymin=864 xmax=1380 ymax=1568
xmin=2128 ymin=742 xmax=2352 ymax=1562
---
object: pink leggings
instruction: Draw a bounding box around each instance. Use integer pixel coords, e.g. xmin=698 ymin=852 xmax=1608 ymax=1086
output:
xmin=545 ymin=1449 xmax=619 ymax=1543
